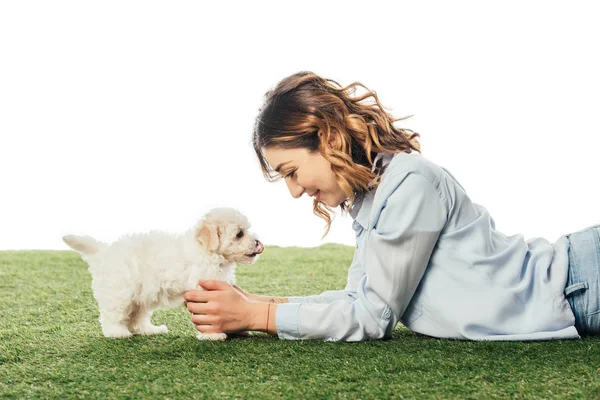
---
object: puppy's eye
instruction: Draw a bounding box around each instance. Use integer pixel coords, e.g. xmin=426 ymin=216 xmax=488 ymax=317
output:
xmin=236 ymin=230 xmax=244 ymax=239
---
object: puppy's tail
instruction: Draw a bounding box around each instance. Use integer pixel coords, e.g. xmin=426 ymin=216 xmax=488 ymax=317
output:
xmin=63 ymin=235 xmax=106 ymax=256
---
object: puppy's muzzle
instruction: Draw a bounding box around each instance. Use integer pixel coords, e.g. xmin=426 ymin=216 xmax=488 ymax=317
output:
xmin=247 ymin=240 xmax=264 ymax=258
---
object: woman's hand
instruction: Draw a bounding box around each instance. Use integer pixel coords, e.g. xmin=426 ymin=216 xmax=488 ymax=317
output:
xmin=184 ymin=280 xmax=268 ymax=334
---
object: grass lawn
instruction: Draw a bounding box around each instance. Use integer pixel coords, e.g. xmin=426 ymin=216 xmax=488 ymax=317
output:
xmin=1 ymin=245 xmax=599 ymax=399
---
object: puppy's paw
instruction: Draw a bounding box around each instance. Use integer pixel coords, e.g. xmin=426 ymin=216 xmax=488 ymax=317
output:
xmin=136 ymin=324 xmax=169 ymax=336
xmin=196 ymin=332 xmax=228 ymax=341
xmin=102 ymin=325 xmax=133 ymax=339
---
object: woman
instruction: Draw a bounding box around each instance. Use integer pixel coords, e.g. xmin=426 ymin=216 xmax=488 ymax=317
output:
xmin=184 ymin=71 xmax=599 ymax=341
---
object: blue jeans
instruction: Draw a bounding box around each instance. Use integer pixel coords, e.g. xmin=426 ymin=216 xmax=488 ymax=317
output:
xmin=564 ymin=224 xmax=600 ymax=336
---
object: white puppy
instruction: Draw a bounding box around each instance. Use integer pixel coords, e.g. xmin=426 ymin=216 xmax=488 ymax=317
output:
xmin=63 ymin=207 xmax=263 ymax=341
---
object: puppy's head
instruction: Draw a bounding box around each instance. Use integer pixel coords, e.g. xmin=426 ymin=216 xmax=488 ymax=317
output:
xmin=194 ymin=207 xmax=263 ymax=264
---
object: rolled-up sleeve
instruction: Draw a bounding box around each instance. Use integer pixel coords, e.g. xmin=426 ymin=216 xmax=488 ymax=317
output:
xmin=276 ymin=172 xmax=448 ymax=341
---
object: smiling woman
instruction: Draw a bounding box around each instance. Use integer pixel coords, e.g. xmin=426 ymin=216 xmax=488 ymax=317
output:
xmin=183 ymin=71 xmax=600 ymax=342
xmin=252 ymin=71 xmax=421 ymax=237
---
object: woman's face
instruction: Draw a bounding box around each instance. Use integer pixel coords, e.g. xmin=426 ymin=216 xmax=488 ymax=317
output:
xmin=262 ymin=146 xmax=347 ymax=208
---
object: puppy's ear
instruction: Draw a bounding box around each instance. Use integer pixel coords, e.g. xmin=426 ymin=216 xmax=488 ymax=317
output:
xmin=195 ymin=221 xmax=220 ymax=252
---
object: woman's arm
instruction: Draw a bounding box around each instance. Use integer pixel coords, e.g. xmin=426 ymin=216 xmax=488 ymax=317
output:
xmin=233 ymin=260 xmax=363 ymax=305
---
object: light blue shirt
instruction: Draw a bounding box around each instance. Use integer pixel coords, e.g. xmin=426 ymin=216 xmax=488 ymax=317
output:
xmin=275 ymin=152 xmax=579 ymax=341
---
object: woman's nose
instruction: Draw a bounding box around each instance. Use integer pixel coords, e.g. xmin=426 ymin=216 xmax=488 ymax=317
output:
xmin=285 ymin=179 xmax=304 ymax=199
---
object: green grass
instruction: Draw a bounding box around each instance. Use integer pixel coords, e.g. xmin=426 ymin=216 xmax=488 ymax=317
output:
xmin=1 ymin=246 xmax=599 ymax=399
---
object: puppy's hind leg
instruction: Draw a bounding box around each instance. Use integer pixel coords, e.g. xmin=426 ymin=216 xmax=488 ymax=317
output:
xmin=130 ymin=308 xmax=168 ymax=336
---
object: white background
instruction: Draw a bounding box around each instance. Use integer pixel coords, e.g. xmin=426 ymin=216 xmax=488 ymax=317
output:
xmin=1 ymin=1 xmax=599 ymax=251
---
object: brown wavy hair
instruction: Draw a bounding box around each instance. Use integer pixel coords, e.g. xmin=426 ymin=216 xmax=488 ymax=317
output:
xmin=252 ymin=71 xmax=421 ymax=236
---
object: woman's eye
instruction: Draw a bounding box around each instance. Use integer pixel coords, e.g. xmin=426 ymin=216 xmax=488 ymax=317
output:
xmin=284 ymin=169 xmax=296 ymax=179
xmin=236 ymin=231 xmax=244 ymax=238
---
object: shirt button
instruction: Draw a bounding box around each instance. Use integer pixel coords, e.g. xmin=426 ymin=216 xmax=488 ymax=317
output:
xmin=383 ymin=308 xmax=392 ymax=319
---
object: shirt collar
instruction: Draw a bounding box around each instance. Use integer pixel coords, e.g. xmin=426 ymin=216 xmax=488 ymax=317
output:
xmin=349 ymin=190 xmax=374 ymax=230
xmin=349 ymin=152 xmax=395 ymax=230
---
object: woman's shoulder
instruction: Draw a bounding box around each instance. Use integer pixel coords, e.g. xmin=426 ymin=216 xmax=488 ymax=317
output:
xmin=366 ymin=152 xmax=450 ymax=230
xmin=371 ymin=152 xmax=448 ymax=210
xmin=381 ymin=151 xmax=444 ymax=188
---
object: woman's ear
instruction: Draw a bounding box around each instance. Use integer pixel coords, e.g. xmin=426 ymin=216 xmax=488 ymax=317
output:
xmin=318 ymin=129 xmax=339 ymax=154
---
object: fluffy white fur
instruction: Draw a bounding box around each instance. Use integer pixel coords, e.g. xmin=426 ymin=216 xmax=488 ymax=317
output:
xmin=63 ymin=207 xmax=263 ymax=341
